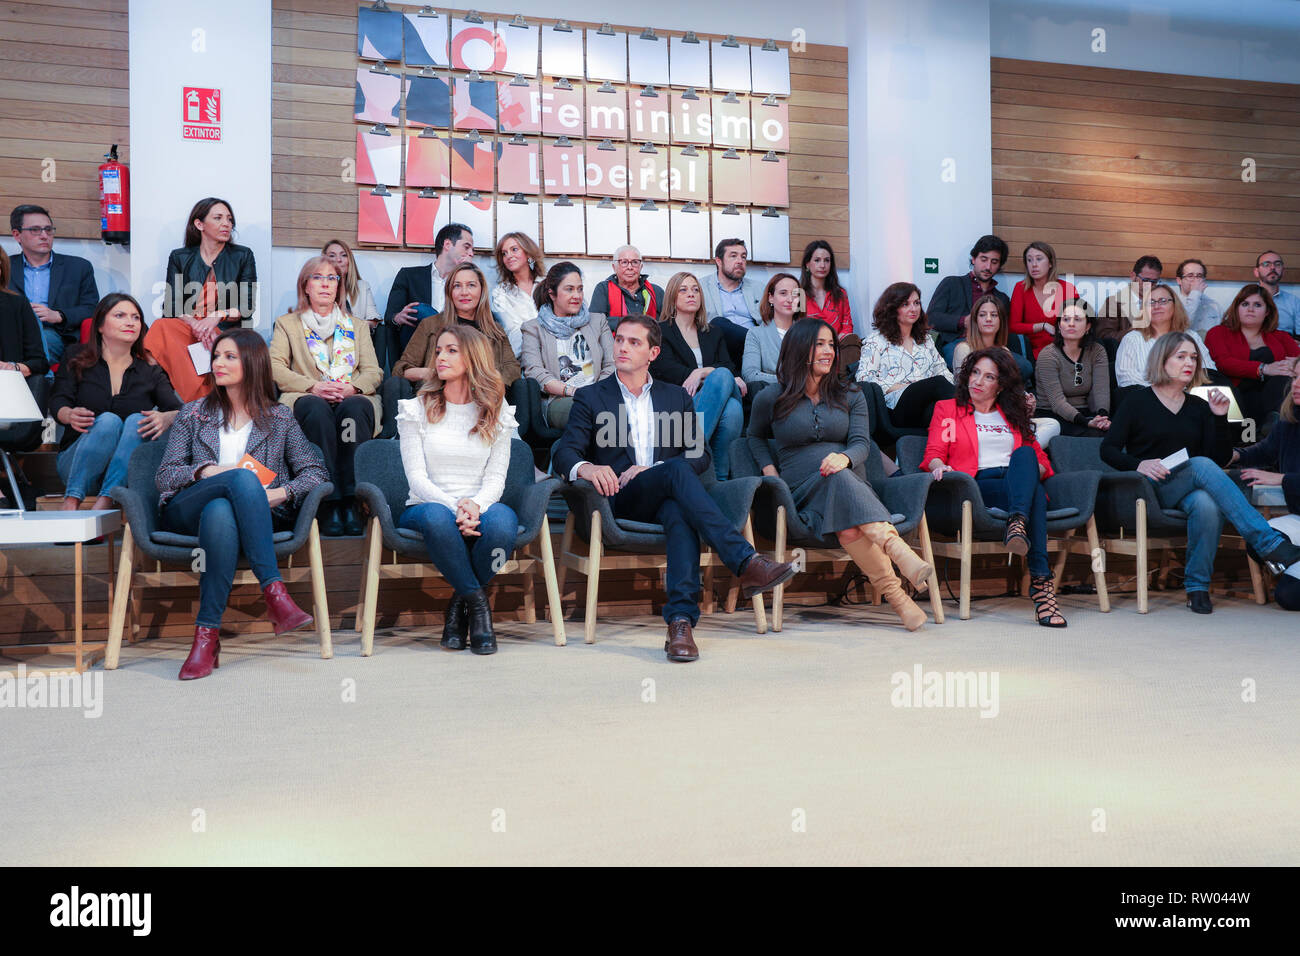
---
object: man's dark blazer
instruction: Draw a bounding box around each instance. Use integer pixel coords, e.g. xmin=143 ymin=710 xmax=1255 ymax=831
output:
xmin=927 ymin=273 xmax=1011 ymax=346
xmin=7 ymin=251 xmax=100 ymax=343
xmin=384 ymin=263 xmax=434 ymax=323
xmin=553 ymin=373 xmax=710 ymax=482
xmin=650 ymin=320 xmax=736 ymax=385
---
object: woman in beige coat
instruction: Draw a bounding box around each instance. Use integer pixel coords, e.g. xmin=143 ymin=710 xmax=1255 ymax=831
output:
xmin=520 ymin=262 xmax=615 ymax=428
xmin=270 ymin=255 xmax=382 ymax=536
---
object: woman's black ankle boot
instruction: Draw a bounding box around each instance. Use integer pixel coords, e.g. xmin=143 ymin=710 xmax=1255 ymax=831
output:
xmin=464 ymin=589 xmax=496 ymax=655
xmin=441 ymin=594 xmax=469 ymax=650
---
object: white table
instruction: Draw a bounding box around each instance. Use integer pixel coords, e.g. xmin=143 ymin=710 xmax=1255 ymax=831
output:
xmin=0 ymin=511 xmax=122 ymax=673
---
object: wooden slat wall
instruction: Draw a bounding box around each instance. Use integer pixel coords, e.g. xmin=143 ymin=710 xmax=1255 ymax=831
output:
xmin=0 ymin=0 xmax=129 ymax=240
xmin=992 ymin=57 xmax=1300 ymax=281
xmin=272 ymin=0 xmax=849 ymax=265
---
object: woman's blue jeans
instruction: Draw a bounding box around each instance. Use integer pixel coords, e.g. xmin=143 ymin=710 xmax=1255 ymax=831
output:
xmin=691 ymin=367 xmax=743 ymax=480
xmin=56 ymin=411 xmax=146 ymax=501
xmin=160 ymin=468 xmax=283 ymax=629
xmin=975 ymin=445 xmax=1050 ymax=578
xmin=399 ymin=501 xmax=519 ymax=596
xmin=1151 ymin=455 xmax=1288 ymax=594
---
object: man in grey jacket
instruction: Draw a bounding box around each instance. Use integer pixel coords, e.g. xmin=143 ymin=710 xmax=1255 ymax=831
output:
xmin=698 ymin=238 xmax=763 ymax=370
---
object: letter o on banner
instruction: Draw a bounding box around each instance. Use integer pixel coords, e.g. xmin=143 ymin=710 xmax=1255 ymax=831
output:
xmin=451 ymin=26 xmax=507 ymax=73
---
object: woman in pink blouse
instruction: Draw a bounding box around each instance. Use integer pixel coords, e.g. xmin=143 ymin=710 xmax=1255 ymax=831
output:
xmin=800 ymin=240 xmax=854 ymax=338
xmin=1010 ymin=241 xmax=1078 ymax=359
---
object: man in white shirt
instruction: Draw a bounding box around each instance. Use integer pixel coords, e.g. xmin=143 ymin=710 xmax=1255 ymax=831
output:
xmin=1254 ymin=250 xmax=1300 ymax=339
xmin=383 ymin=222 xmax=475 ymax=352
xmin=552 ymin=314 xmax=795 ymax=662
xmin=1173 ymin=258 xmax=1223 ymax=335
xmin=699 ymin=238 xmax=764 ymax=370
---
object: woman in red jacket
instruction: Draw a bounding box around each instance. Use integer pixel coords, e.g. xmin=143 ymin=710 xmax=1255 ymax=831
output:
xmin=1010 ymin=241 xmax=1078 ymax=359
xmin=922 ymin=347 xmax=1065 ymax=627
xmin=1204 ymin=283 xmax=1300 ymax=429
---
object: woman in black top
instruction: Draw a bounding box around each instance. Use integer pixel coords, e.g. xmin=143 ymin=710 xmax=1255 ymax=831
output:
xmin=1100 ymin=331 xmax=1300 ymax=613
xmin=49 ymin=294 xmax=180 ymax=511
xmin=0 ymin=247 xmax=50 ymax=456
xmin=747 ymin=319 xmax=933 ymax=630
xmin=651 ymin=271 xmax=746 ymax=480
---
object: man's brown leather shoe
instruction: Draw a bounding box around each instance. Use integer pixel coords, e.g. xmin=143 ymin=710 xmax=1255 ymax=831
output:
xmin=664 ymin=618 xmax=699 ymax=662
xmin=738 ymin=554 xmax=796 ymax=599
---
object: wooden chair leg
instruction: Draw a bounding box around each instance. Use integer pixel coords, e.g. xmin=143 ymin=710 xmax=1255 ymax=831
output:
xmin=105 ymin=523 xmax=135 ymax=669
xmin=584 ymin=511 xmax=602 ymax=644
xmin=308 ymin=519 xmax=332 ymax=659
xmin=1136 ymin=498 xmax=1149 ymax=614
xmin=536 ymin=516 xmax=566 ymax=646
xmin=702 ymin=555 xmax=716 ymax=615
xmin=1052 ymin=528 xmax=1073 ymax=586
xmin=1247 ymin=553 xmax=1266 ymax=605
xmin=772 ymin=505 xmax=787 ymax=632
xmin=520 ymin=559 xmax=537 ymax=623
xmin=959 ymin=499 xmax=973 ymax=620
xmin=556 ymin=511 xmax=574 ymax=599
xmin=360 ymin=516 xmax=382 ymax=657
xmin=918 ymin=515 xmax=944 ymax=624
xmin=743 ymin=516 xmax=767 ymax=634
xmin=1086 ymin=516 xmax=1110 ymax=612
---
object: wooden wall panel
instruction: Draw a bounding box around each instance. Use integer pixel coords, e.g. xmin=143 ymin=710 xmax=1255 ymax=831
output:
xmin=992 ymin=57 xmax=1300 ymax=281
xmin=0 ymin=0 xmax=128 ymax=241
xmin=271 ymin=0 xmax=849 ymax=266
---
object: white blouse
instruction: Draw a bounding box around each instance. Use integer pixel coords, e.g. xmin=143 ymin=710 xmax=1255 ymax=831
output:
xmin=490 ymin=281 xmax=538 ymax=358
xmin=856 ymin=328 xmax=954 ymax=409
xmin=396 ymin=396 xmax=518 ymax=509
xmin=1115 ymin=328 xmax=1216 ymax=388
xmin=217 ymin=420 xmax=252 ymax=465
xmin=348 ymin=278 xmax=381 ymax=324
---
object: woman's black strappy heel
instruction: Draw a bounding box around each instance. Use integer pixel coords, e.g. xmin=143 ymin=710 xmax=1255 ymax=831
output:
xmin=1030 ymin=575 xmax=1067 ymax=628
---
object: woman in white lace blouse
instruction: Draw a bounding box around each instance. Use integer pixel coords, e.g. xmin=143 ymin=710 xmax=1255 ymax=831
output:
xmin=396 ymin=323 xmax=519 ymax=655
xmin=856 ymin=281 xmax=955 ymax=429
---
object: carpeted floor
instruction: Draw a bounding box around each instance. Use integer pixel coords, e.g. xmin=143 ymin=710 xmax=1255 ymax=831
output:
xmin=3 ymin=590 xmax=1297 ymax=866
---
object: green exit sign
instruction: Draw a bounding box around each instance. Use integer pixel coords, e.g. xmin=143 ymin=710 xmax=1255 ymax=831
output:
xmin=924 ymin=258 xmax=939 ymax=274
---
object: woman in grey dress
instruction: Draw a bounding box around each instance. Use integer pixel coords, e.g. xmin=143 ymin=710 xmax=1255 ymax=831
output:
xmin=748 ymin=319 xmax=935 ymax=630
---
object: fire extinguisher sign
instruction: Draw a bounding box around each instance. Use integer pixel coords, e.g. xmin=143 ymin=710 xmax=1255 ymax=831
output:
xmin=182 ymin=87 xmax=221 ymax=141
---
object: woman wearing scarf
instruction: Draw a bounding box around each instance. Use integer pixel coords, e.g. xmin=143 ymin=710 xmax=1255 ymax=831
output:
xmin=269 ymin=256 xmax=382 ymax=536
xmin=520 ymin=262 xmax=616 ymax=428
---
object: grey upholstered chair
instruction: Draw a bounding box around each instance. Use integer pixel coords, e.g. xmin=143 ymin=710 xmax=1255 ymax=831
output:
xmin=353 ymin=437 xmax=564 ymax=654
xmin=557 ymin=464 xmax=770 ymax=644
xmin=105 ymin=436 xmax=335 ymax=667
xmin=1047 ymin=435 xmax=1264 ymax=612
xmin=896 ymin=434 xmax=1109 ymax=620
xmin=730 ymin=436 xmax=944 ymax=629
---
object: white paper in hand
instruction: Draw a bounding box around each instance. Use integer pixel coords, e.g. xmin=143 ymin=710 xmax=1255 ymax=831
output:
xmin=1159 ymin=447 xmax=1189 ymax=470
xmin=188 ymin=342 xmax=211 ymax=376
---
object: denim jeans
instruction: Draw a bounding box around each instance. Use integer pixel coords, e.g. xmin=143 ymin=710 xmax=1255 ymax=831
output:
xmin=1152 ymin=455 xmax=1288 ymax=594
xmin=612 ymin=457 xmax=755 ymax=626
xmin=56 ymin=411 xmax=146 ymax=501
xmin=399 ymin=501 xmax=519 ymax=596
xmin=40 ymin=324 xmax=65 ymax=366
xmin=691 ymin=367 xmax=743 ymax=480
xmin=160 ymin=468 xmax=283 ymax=629
xmin=975 ymin=445 xmax=1050 ymax=578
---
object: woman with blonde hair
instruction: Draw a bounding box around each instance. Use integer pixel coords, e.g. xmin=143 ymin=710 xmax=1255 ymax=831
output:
xmin=651 ymin=270 xmax=745 ymax=479
xmin=269 ymin=255 xmax=382 ymax=536
xmin=1115 ymin=283 xmax=1216 ymax=398
xmin=490 ymin=231 xmax=546 ymax=357
xmin=1009 ymin=240 xmax=1079 ymax=359
xmin=397 ymin=323 xmax=519 ymax=655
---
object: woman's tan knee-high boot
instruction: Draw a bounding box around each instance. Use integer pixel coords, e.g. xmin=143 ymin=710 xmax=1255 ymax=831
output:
xmin=862 ymin=522 xmax=934 ymax=594
xmin=842 ymin=537 xmax=927 ymax=631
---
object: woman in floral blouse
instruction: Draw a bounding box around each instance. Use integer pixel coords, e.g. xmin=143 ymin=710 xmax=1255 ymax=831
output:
xmin=269 ymin=256 xmax=382 ymax=537
xmin=856 ymin=281 xmax=955 ymax=430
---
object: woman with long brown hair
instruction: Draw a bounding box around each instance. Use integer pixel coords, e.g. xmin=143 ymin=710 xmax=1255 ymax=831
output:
xmin=922 ymin=347 xmax=1065 ymax=627
xmin=50 ymin=293 xmax=180 ymax=511
xmin=490 ymin=231 xmax=546 ymax=357
xmin=157 ymin=329 xmax=327 ymax=679
xmin=396 ymin=324 xmax=519 ymax=655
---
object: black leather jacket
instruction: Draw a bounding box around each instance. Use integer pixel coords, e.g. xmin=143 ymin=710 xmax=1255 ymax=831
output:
xmin=160 ymin=242 xmax=258 ymax=325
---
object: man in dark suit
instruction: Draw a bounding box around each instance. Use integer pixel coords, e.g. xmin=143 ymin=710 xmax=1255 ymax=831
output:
xmin=383 ymin=222 xmax=474 ymax=353
xmin=927 ymin=234 xmax=1011 ymax=363
xmin=8 ymin=204 xmax=100 ymax=365
xmin=553 ymin=314 xmax=794 ymax=662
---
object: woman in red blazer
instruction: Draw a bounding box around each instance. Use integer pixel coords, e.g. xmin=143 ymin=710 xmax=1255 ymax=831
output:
xmin=922 ymin=347 xmax=1065 ymax=627
xmin=1009 ymin=241 xmax=1078 ymax=359
xmin=1204 ymin=283 xmax=1300 ymax=428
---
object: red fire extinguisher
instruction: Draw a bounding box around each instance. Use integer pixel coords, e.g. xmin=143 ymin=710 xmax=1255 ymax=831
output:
xmin=98 ymin=144 xmax=129 ymax=245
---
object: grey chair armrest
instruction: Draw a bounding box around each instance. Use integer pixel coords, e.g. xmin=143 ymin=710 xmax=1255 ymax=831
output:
xmin=922 ymin=470 xmax=1002 ymax=536
xmin=877 ymin=472 xmax=933 ymax=534
xmin=355 ymin=480 xmax=402 ymax=549
xmin=706 ymin=476 xmax=763 ymax=529
xmin=508 ymin=475 xmax=560 ymax=548
xmin=288 ymin=481 xmax=335 ymax=545
xmin=108 ymin=483 xmax=158 ymax=542
xmin=1042 ymin=471 xmax=1100 ymax=524
xmin=558 ymin=478 xmax=620 ymax=545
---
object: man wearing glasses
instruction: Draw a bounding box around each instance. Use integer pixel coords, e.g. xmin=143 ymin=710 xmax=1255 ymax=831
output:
xmin=1173 ymin=259 xmax=1222 ymax=335
xmin=7 ymin=204 xmax=99 ymax=365
xmin=1254 ymin=251 xmax=1300 ymax=339
xmin=588 ymin=245 xmax=665 ymax=329
xmin=1097 ymin=255 xmax=1162 ymax=344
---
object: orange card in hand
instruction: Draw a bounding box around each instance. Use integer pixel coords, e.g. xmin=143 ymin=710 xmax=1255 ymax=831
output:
xmin=236 ymin=454 xmax=276 ymax=487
